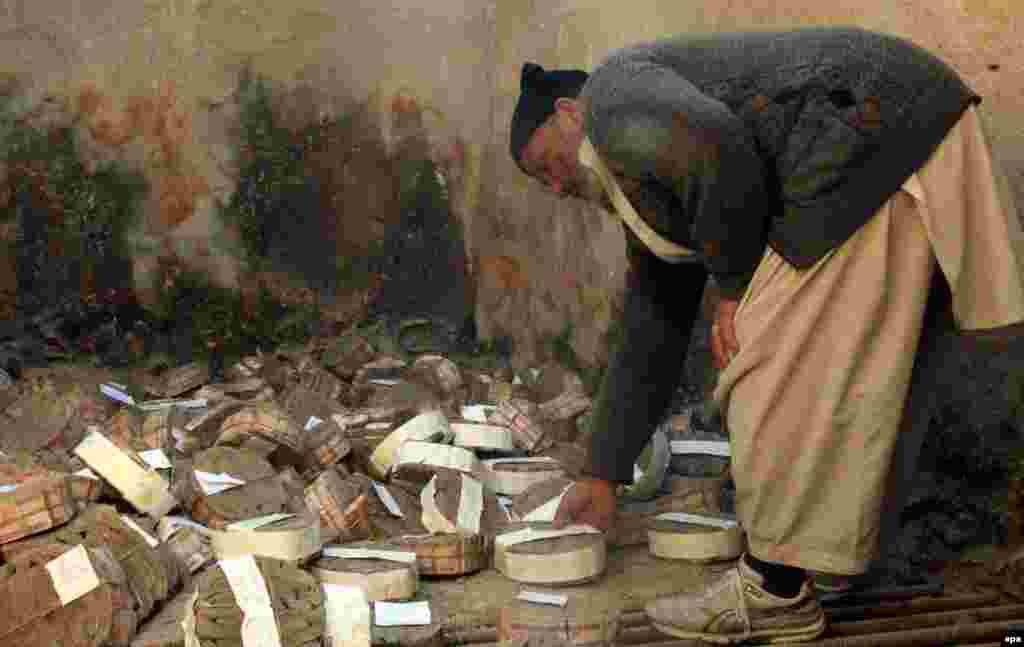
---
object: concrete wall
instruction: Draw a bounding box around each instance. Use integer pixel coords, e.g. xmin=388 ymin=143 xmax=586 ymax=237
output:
xmin=0 ymin=0 xmax=494 ymax=320
xmin=0 ymin=0 xmax=1021 ymax=368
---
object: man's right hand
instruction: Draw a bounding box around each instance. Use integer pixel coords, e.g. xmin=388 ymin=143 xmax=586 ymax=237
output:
xmin=552 ymin=477 xmax=617 ymax=532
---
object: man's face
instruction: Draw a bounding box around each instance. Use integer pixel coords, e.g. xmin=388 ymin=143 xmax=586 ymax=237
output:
xmin=519 ymin=102 xmax=608 ymax=206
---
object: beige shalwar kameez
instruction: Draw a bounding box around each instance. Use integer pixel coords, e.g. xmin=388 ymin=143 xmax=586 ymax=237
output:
xmin=708 ymin=106 xmax=1024 ymax=574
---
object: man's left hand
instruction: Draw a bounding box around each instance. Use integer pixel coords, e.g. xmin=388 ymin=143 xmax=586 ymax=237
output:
xmin=711 ymin=296 xmax=741 ymax=370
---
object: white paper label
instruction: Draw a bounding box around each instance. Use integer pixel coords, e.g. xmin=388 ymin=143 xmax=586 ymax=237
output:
xmin=420 ymin=474 xmax=483 ymax=535
xmin=419 ymin=478 xmax=452 ymax=533
xmin=517 ymin=591 xmax=568 ymax=607
xmin=522 ymin=483 xmax=573 ymax=522
xmin=0 ymin=484 xmax=18 ymax=493
xmin=100 ymin=383 xmax=135 ymax=405
xmin=371 ymin=481 xmax=404 ymax=518
xmin=137 ymin=398 xmax=208 ymax=412
xmin=305 ymin=416 xmax=324 ymax=431
xmin=227 ymin=513 xmax=297 ymax=530
xmin=139 ymin=449 xmax=173 ymax=469
xmin=483 ymin=456 xmax=558 ymax=467
xmin=46 ymin=545 xmax=101 ymax=605
xmin=74 ymin=430 xmax=174 ymax=516
xmin=522 ymin=499 xmax=562 ymax=523
xmin=219 ymin=556 xmax=283 ymax=647
xmin=323 ymin=546 xmax=417 ymax=564
xmin=198 ymin=483 xmax=240 ymax=497
xmin=451 ymin=423 xmax=513 ymax=449
xmin=374 ymin=600 xmax=431 ymax=627
xmin=669 ymin=440 xmax=731 ymax=457
xmin=457 ymin=474 xmax=483 ymax=535
xmin=108 ymin=382 xmax=128 ymax=390
xmin=496 ymin=524 xmax=601 ymax=548
xmin=73 ymin=468 xmax=101 ymax=480
xmin=460 ymin=404 xmax=497 ymax=422
xmin=157 ymin=515 xmax=212 ymax=541
xmin=121 ymin=515 xmax=160 ymax=547
xmin=197 ymin=482 xmax=240 ymax=496
xmin=194 ymin=470 xmax=246 ymax=496
xmin=323 ymin=584 xmax=371 ymax=647
xmin=396 ymin=441 xmax=477 ymax=473
xmin=496 ymin=496 xmax=516 ymax=521
xmin=368 ymin=379 xmax=400 ymax=386
xmin=655 ymin=512 xmax=739 ymax=529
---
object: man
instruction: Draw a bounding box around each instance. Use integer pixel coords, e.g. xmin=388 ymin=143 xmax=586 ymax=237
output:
xmin=509 ymin=27 xmax=1024 ymax=644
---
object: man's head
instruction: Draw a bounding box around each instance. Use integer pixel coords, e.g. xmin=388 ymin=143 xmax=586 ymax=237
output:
xmin=510 ymin=63 xmax=605 ymax=202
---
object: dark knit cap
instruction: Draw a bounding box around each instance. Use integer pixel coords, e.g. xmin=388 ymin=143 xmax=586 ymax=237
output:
xmin=509 ymin=62 xmax=589 ymax=169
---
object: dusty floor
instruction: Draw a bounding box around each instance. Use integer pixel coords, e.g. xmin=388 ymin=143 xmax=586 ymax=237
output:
xmin=422 ymin=544 xmax=714 ymax=633
xmin=412 ymin=544 xmax=1024 ymax=638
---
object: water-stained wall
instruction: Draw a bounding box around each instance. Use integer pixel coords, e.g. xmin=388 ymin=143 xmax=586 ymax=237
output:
xmin=0 ymin=0 xmax=492 ymax=336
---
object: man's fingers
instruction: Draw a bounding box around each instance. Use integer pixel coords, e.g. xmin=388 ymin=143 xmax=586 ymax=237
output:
xmin=580 ymin=508 xmax=611 ymax=533
xmin=721 ymin=317 xmax=740 ymax=359
xmin=710 ymin=324 xmax=726 ymax=370
xmin=712 ymin=297 xmax=742 ymax=368
xmin=552 ymin=486 xmax=584 ymax=528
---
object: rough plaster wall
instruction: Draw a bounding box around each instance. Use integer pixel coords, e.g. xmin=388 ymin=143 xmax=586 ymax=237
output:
xmin=484 ymin=0 xmax=1024 ymax=367
xmin=478 ymin=0 xmax=631 ymax=368
xmin=0 ymin=0 xmax=494 ymax=314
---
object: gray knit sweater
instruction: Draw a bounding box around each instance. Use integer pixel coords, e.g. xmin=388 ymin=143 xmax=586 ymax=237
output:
xmin=579 ymin=27 xmax=978 ymax=483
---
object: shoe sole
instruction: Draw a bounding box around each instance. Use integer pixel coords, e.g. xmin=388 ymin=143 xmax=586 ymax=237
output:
xmin=651 ymin=614 xmax=827 ymax=645
xmin=813 ymin=581 xmax=855 ymax=595
xmin=814 ymin=585 xmax=853 ymax=595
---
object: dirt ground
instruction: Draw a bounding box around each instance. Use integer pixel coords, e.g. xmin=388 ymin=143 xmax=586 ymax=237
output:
xmin=422 ymin=544 xmax=713 ymax=633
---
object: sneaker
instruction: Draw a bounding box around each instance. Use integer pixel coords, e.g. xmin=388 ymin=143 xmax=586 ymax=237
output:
xmin=644 ymin=556 xmax=827 ymax=644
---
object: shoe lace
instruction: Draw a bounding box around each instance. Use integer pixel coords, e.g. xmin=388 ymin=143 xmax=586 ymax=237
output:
xmin=731 ymin=568 xmax=753 ymax=638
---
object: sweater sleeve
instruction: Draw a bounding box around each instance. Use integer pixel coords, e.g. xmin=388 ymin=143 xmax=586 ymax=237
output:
xmin=584 ymin=226 xmax=708 ymax=483
xmin=584 ymin=60 xmax=770 ymax=299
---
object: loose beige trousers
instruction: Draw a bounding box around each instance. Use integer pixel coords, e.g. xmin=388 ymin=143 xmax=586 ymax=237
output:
xmin=711 ymin=106 xmax=1024 ymax=575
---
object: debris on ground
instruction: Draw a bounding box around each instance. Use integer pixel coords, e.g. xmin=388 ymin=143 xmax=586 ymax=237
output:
xmin=0 ymin=327 xmax=740 ymax=647
xmin=2 ymin=319 xmax=1018 ymax=647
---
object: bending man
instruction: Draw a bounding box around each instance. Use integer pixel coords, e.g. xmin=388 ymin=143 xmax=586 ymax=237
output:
xmin=509 ymin=26 xmax=1024 ymax=644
